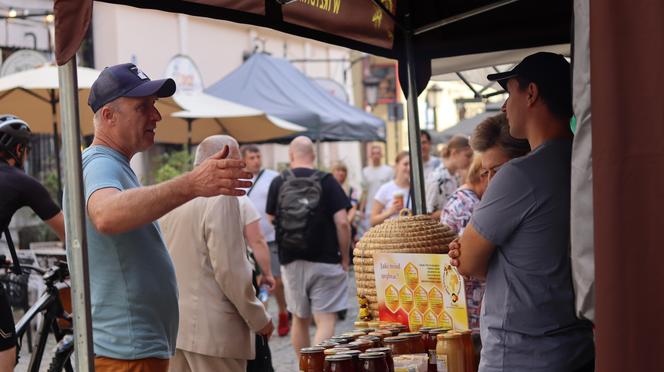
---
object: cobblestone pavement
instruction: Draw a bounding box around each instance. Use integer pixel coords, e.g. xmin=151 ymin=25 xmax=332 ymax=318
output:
xmin=14 ymin=268 xmax=359 ymax=371
xmin=267 ymin=269 xmax=359 ymax=372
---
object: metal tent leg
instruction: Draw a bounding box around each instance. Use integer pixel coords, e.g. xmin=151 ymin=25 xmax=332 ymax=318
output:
xmin=403 ymin=22 xmax=427 ymax=215
xmin=58 ymin=57 xmax=94 ymax=372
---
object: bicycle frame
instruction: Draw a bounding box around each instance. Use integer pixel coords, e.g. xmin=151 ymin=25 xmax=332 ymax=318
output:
xmin=15 ymin=281 xmax=70 ymax=372
xmin=5 ymin=262 xmax=72 ymax=372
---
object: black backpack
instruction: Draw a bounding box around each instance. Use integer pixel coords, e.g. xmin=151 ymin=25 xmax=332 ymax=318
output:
xmin=274 ymin=169 xmax=325 ymax=253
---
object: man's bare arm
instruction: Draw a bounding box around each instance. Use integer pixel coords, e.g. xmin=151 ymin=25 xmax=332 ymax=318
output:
xmin=451 ymin=223 xmax=496 ymax=280
xmin=88 ymin=148 xmax=252 ymax=235
xmin=244 ymin=220 xmax=274 ymax=280
xmin=334 ymin=209 xmax=351 ymax=271
xmin=45 ymin=212 xmax=65 ymax=242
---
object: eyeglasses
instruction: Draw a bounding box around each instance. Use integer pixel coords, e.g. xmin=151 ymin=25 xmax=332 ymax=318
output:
xmin=480 ymin=163 xmax=504 ymax=179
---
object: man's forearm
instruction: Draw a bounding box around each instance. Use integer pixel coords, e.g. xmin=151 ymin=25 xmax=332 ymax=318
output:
xmin=336 ymin=221 xmax=351 ymax=264
xmin=249 ymin=238 xmax=273 ymax=278
xmin=89 ymin=174 xmax=193 ymax=234
xmin=457 ymin=224 xmax=493 ymax=280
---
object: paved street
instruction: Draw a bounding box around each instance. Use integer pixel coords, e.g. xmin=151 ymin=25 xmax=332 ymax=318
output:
xmin=15 ymin=269 xmax=359 ymax=371
xmin=266 ymin=269 xmax=359 ymax=372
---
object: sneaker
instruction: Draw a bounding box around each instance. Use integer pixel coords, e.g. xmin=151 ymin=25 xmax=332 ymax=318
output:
xmin=278 ymin=312 xmax=290 ymax=337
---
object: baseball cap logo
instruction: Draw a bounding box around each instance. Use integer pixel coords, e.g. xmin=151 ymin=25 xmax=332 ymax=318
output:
xmin=130 ymin=65 xmax=150 ymax=80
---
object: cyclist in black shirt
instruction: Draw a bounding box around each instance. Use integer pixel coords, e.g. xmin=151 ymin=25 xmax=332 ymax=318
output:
xmin=0 ymin=115 xmax=65 ymax=370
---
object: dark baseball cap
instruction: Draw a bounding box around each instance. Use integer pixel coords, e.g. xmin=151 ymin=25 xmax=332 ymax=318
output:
xmin=486 ymin=52 xmax=570 ymax=91
xmin=88 ymin=63 xmax=176 ymax=113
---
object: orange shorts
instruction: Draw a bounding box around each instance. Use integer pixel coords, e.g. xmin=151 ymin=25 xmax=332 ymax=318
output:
xmin=94 ymin=356 xmax=170 ymax=372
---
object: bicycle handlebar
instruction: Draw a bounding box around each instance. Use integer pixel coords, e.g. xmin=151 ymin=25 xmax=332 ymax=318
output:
xmin=0 ymin=255 xmax=68 ymax=283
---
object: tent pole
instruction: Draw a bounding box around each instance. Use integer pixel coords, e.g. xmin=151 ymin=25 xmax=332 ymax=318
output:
xmin=187 ymin=118 xmax=193 ymax=154
xmin=403 ymin=18 xmax=427 ymax=215
xmin=58 ymin=57 xmax=94 ymax=372
xmin=49 ymin=89 xmax=63 ymax=201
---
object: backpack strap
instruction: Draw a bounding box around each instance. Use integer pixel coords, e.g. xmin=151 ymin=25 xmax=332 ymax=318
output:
xmin=282 ymin=169 xmax=295 ymax=181
xmin=247 ymin=169 xmax=265 ymax=197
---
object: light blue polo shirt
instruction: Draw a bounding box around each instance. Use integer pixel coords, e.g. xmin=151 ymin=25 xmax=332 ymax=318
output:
xmin=80 ymin=145 xmax=178 ymax=360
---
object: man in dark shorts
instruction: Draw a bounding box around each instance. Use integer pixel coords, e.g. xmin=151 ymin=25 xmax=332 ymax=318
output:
xmin=0 ymin=115 xmax=65 ymax=370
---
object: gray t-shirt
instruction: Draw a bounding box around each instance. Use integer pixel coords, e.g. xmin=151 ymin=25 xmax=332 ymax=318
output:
xmin=471 ymin=138 xmax=594 ymax=371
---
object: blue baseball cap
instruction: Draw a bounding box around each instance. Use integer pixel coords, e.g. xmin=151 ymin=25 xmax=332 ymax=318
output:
xmin=88 ymin=63 xmax=176 ymax=113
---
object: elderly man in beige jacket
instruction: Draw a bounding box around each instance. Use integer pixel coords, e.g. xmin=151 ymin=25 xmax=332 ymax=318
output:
xmin=160 ymin=135 xmax=273 ymax=372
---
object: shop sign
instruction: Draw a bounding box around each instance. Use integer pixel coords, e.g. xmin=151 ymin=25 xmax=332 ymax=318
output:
xmin=165 ymin=54 xmax=204 ymax=94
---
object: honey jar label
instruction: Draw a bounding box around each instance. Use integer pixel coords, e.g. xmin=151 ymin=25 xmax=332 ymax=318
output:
xmin=428 ymin=287 xmax=444 ymax=315
xmin=423 ymin=310 xmax=438 ymax=328
xmin=414 ymin=285 xmax=429 ymax=313
xmin=373 ymin=253 xmax=469 ymax=332
xmin=399 ymin=286 xmax=414 ymax=313
xmin=385 ymin=284 xmax=400 ymax=312
xmin=437 ymin=311 xmax=453 ymax=329
xmin=408 ymin=309 xmax=423 ymax=331
xmin=436 ymin=354 xmax=449 ymax=372
xmin=404 ymin=262 xmax=419 ymax=290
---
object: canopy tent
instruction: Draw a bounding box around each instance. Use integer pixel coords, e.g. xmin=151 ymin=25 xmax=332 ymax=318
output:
xmin=53 ymin=1 xmax=664 ymax=371
xmin=432 ymin=104 xmax=502 ymax=144
xmin=205 ymin=53 xmax=384 ymax=142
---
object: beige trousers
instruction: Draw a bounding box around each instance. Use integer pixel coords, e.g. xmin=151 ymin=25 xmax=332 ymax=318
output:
xmin=169 ymin=349 xmax=246 ymax=372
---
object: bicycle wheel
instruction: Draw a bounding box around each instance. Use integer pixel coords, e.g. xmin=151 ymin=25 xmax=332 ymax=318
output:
xmin=46 ymin=334 xmax=74 ymax=372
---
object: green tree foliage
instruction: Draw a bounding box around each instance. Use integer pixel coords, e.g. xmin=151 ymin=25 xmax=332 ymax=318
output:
xmin=155 ymin=149 xmax=193 ymax=183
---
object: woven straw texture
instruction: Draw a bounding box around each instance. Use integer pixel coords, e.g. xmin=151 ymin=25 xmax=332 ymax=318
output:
xmin=354 ymin=213 xmax=457 ymax=318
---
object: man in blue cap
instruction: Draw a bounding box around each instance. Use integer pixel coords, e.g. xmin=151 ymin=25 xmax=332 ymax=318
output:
xmin=448 ymin=52 xmax=595 ymax=371
xmin=82 ymin=63 xmax=252 ymax=371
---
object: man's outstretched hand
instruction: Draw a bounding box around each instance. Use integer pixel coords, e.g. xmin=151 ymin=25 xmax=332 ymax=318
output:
xmin=186 ymin=145 xmax=253 ymax=197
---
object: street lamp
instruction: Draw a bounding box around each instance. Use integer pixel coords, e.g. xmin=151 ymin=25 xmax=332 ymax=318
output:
xmin=426 ymin=84 xmax=442 ymax=131
xmin=363 ymin=75 xmax=381 ymax=109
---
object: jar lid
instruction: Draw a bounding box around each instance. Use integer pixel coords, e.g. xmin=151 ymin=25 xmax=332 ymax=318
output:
xmin=300 ymin=346 xmax=325 ymax=354
xmin=359 ymin=335 xmax=381 ymax=341
xmin=339 ymin=350 xmax=362 ymax=356
xmin=324 ymin=348 xmax=339 ymax=355
xmin=400 ymin=332 xmax=422 ymax=338
xmin=325 ymin=354 xmax=353 ymax=361
xmin=317 ymin=341 xmax=340 ymax=349
xmin=366 ymin=347 xmax=392 ymax=354
xmin=418 ymin=327 xmax=433 ymax=333
xmin=384 ymin=336 xmax=408 ymax=343
xmin=336 ymin=343 xmax=359 ymax=350
xmin=359 ymin=352 xmax=386 ymax=359
xmin=329 ymin=336 xmax=351 ymax=344
xmin=429 ymin=328 xmax=449 ymax=335
xmin=442 ymin=332 xmax=461 ymax=339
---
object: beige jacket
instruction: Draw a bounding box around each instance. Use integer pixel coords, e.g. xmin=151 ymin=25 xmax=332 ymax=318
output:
xmin=159 ymin=195 xmax=270 ymax=360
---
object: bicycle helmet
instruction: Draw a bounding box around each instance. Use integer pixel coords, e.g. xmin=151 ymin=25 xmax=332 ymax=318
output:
xmin=0 ymin=115 xmax=31 ymax=166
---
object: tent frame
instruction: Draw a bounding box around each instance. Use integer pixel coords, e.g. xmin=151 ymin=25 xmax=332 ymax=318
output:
xmin=56 ymin=1 xmax=570 ymax=370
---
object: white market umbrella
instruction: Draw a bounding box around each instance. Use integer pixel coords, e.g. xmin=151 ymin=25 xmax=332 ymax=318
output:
xmin=164 ymin=91 xmax=305 ymax=146
xmin=0 ymin=64 xmax=100 ymax=135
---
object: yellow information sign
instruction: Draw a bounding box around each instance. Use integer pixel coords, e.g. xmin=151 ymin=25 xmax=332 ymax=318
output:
xmin=373 ymin=253 xmax=468 ymax=331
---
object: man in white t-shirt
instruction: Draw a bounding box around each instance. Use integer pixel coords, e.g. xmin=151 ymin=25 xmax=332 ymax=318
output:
xmin=361 ymin=145 xmax=394 ymax=232
xmin=421 ymin=130 xmax=441 ymax=179
xmin=241 ymin=145 xmax=290 ymax=337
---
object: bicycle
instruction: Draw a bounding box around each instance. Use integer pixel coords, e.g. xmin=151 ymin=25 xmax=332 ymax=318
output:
xmin=0 ymin=258 xmax=74 ymax=372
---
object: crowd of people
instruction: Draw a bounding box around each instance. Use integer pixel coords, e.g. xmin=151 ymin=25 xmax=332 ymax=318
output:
xmin=0 ymin=51 xmax=594 ymax=372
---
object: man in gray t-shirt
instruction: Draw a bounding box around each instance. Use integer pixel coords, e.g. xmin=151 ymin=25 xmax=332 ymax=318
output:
xmin=449 ymin=53 xmax=594 ymax=372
